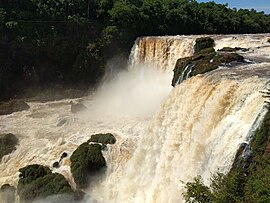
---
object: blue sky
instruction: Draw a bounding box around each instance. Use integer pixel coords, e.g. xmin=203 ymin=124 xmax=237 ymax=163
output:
xmin=197 ymin=0 xmax=270 ymax=14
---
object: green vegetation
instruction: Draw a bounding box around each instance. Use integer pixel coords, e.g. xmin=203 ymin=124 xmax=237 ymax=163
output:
xmin=172 ymin=38 xmax=244 ymax=86
xmin=70 ymin=143 xmax=106 ymax=189
xmin=88 ymin=133 xmax=116 ymax=145
xmin=0 ymin=133 xmax=18 ymax=159
xmin=1 ymin=0 xmax=270 ymax=101
xmin=0 ymin=100 xmax=29 ymax=115
xmin=17 ymin=164 xmax=75 ymax=202
xmin=184 ymin=108 xmax=270 ymax=203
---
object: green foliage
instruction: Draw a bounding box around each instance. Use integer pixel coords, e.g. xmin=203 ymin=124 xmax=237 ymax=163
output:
xmin=70 ymin=143 xmax=106 ymax=189
xmin=194 ymin=37 xmax=215 ymax=54
xmin=17 ymin=164 xmax=74 ymax=202
xmin=1 ymin=0 xmax=270 ymax=101
xmin=88 ymin=133 xmax=116 ymax=144
xmin=0 ymin=133 xmax=18 ymax=159
xmin=184 ymin=176 xmax=212 ymax=203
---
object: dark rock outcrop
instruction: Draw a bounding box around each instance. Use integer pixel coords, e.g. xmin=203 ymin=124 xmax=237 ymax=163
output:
xmin=172 ymin=37 xmax=245 ymax=86
xmin=0 ymin=133 xmax=18 ymax=160
xmin=70 ymin=101 xmax=87 ymax=113
xmin=0 ymin=100 xmax=30 ymax=115
xmin=218 ymin=47 xmax=249 ymax=52
xmin=53 ymin=161 xmax=60 ymax=168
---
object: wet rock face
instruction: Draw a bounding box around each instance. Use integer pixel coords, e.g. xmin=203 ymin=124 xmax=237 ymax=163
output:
xmin=0 ymin=133 xmax=18 ymax=160
xmin=70 ymin=101 xmax=87 ymax=113
xmin=218 ymin=47 xmax=249 ymax=52
xmin=172 ymin=37 xmax=245 ymax=86
xmin=0 ymin=100 xmax=30 ymax=115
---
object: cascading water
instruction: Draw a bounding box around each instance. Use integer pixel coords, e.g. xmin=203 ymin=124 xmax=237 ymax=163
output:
xmin=175 ymin=63 xmax=194 ymax=85
xmin=1 ymin=34 xmax=270 ymax=203
xmin=109 ymin=63 xmax=270 ymax=203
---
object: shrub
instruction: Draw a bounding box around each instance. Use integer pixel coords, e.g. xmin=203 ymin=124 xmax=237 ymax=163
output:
xmin=194 ymin=37 xmax=215 ymax=54
xmin=88 ymin=133 xmax=116 ymax=144
xmin=0 ymin=133 xmax=18 ymax=159
xmin=70 ymin=143 xmax=106 ymax=189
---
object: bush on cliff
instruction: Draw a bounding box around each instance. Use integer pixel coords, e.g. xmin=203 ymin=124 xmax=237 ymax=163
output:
xmin=17 ymin=164 xmax=74 ymax=202
xmin=88 ymin=133 xmax=116 ymax=145
xmin=194 ymin=37 xmax=215 ymax=54
xmin=70 ymin=143 xmax=106 ymax=189
xmin=0 ymin=133 xmax=18 ymax=159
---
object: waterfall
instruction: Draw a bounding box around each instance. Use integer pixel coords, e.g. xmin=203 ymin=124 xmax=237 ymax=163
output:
xmin=110 ymin=63 xmax=270 ymax=203
xmin=129 ymin=36 xmax=195 ymax=71
xmin=1 ymin=34 xmax=270 ymax=203
xmin=175 ymin=63 xmax=194 ymax=85
xmin=129 ymin=34 xmax=270 ymax=72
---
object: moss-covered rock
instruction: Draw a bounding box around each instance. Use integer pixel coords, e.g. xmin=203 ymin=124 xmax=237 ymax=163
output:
xmin=194 ymin=37 xmax=215 ymax=54
xmin=70 ymin=143 xmax=106 ymax=189
xmin=218 ymin=47 xmax=249 ymax=52
xmin=0 ymin=184 xmax=16 ymax=203
xmin=17 ymin=164 xmax=74 ymax=202
xmin=0 ymin=100 xmax=30 ymax=115
xmin=88 ymin=133 xmax=116 ymax=145
xmin=0 ymin=133 xmax=18 ymax=160
xmin=172 ymin=51 xmax=244 ymax=86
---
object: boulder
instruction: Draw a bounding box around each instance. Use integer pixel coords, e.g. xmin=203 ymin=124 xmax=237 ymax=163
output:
xmin=70 ymin=101 xmax=87 ymax=113
xmin=0 ymin=133 xmax=18 ymax=160
xmin=0 ymin=100 xmax=30 ymax=115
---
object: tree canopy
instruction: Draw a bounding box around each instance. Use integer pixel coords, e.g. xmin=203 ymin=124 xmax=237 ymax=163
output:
xmin=1 ymin=0 xmax=270 ymax=101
